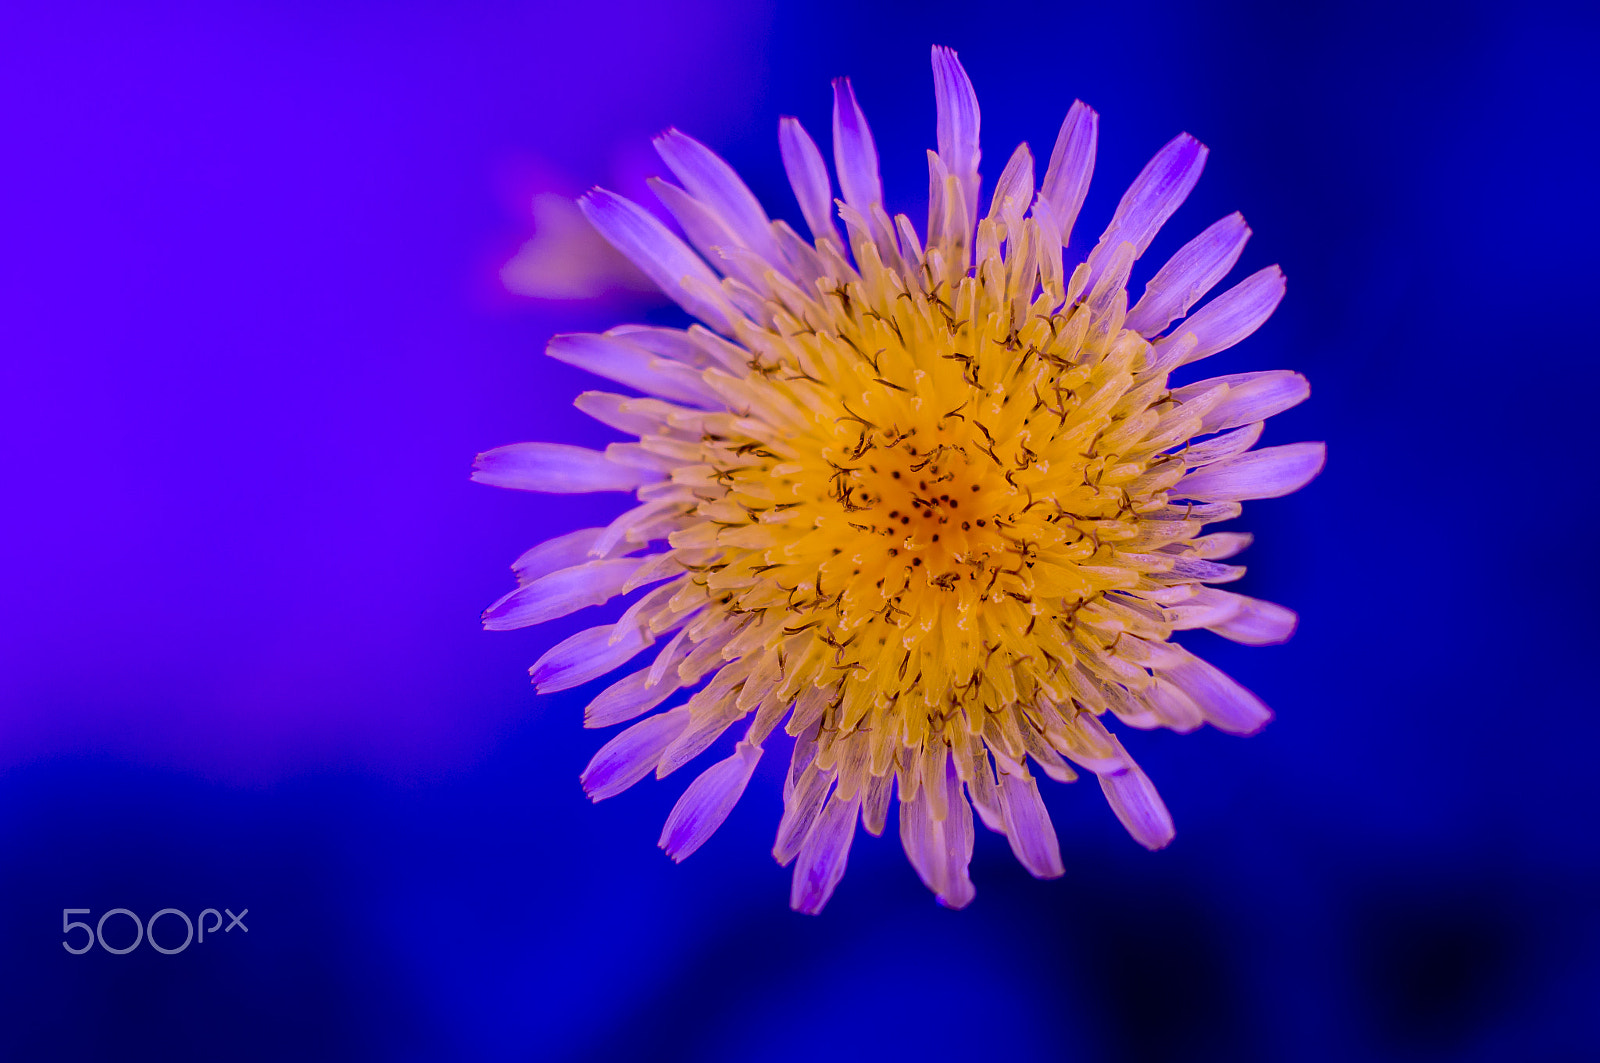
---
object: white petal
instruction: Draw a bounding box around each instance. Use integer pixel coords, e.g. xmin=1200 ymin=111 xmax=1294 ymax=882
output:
xmin=772 ymin=218 xmax=829 ymax=288
xmin=778 ymin=116 xmax=840 ymax=246
xmin=601 ymin=443 xmax=675 ymax=476
xmin=647 ymin=177 xmax=767 ymax=293
xmin=1186 ymin=531 xmax=1254 ymax=560
xmin=1098 ymin=763 xmax=1175 ymax=850
xmin=577 ymin=189 xmax=735 ymax=333
xmin=574 ymin=392 xmax=664 ymax=437
xmin=546 ymin=332 xmax=721 ymax=408
xmin=1161 ymin=265 xmax=1287 ymax=366
xmin=1180 ymin=422 xmax=1263 ymax=468
xmin=472 ymin=442 xmax=659 ymax=493
xmin=1208 ymin=592 xmax=1298 ymax=646
xmin=774 ymin=763 xmax=832 ymax=866
xmin=1020 ymin=721 xmax=1077 ymax=783
xmin=885 ymin=214 xmax=919 ymax=267
xmin=658 ymin=741 xmax=762 ymax=861
xmin=961 ymin=738 xmax=1006 ymax=834
xmin=1053 ymin=707 xmax=1129 ymax=775
xmin=647 ymin=623 xmax=696 ymax=689
xmin=1176 ymin=442 xmax=1326 ymax=502
xmin=510 ymin=527 xmax=606 ymax=586
xmin=1030 ymin=195 xmax=1065 ymax=302
xmin=986 ymin=142 xmax=1033 ymax=228
xmin=580 ymin=707 xmax=689 ymax=801
xmin=1188 ymin=370 xmax=1311 ymax=434
xmin=790 ymin=788 xmax=862 ymax=915
xmin=1163 ymin=585 xmax=1244 ymax=630
xmin=1039 ymin=100 xmax=1098 ymax=246
xmin=899 ymin=791 xmax=940 ymax=892
xmin=682 ymin=326 xmax=755 ymax=375
xmin=1085 ymin=239 xmax=1136 ymax=322
xmin=996 ymin=765 xmax=1065 ymax=878
xmin=610 ymin=578 xmax=684 ymax=645
xmin=482 ymin=558 xmax=646 ymax=631
xmin=1125 ymin=212 xmax=1251 ymax=336
xmin=530 ymin=621 xmax=653 ymax=694
xmin=934 ymin=768 xmax=977 ymax=908
xmin=861 ymin=772 xmax=893 ymax=837
xmin=1162 ymin=556 xmax=1247 ymax=583
xmin=1160 ymin=650 xmax=1274 ymax=734
xmin=1133 ymin=676 xmax=1205 ymax=732
xmin=656 ymin=705 xmax=743 ymax=779
xmin=932 ymin=45 xmax=981 ymax=242
xmin=654 ymin=129 xmax=781 ymax=266
xmin=925 ymin=149 xmax=953 ymax=260
xmin=583 ymin=664 xmax=683 ymax=728
xmin=607 ymin=325 xmax=714 ymax=367
xmin=899 ymin=764 xmax=977 ymax=910
xmin=591 ymin=500 xmax=682 ymax=557
xmin=831 ymin=77 xmax=883 ymax=218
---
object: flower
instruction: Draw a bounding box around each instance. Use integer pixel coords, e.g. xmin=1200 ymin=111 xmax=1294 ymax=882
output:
xmin=474 ymin=46 xmax=1324 ymax=913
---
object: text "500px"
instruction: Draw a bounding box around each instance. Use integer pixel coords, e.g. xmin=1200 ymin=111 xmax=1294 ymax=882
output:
xmin=62 ymin=908 xmax=248 ymax=955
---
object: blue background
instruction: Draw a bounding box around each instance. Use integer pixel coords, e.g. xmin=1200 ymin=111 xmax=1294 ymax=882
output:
xmin=2 ymin=1 xmax=1597 ymax=1059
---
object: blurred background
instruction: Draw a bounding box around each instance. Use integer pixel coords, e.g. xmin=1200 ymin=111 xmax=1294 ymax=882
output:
xmin=2 ymin=0 xmax=1596 ymax=1059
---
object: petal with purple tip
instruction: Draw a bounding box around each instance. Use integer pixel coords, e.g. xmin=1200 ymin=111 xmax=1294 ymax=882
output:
xmin=996 ymin=766 xmax=1064 ymax=878
xmin=831 ymin=78 xmax=883 ymax=218
xmin=482 ymin=557 xmax=647 ymax=631
xmin=774 ymin=763 xmax=832 ymax=866
xmin=899 ymin=768 xmax=977 ymax=910
xmin=790 ymin=788 xmax=863 ymax=915
xmin=659 ymin=741 xmax=762 ymax=862
xmin=581 ymin=707 xmax=689 ymax=801
xmin=1104 ymin=133 xmax=1208 ymax=256
xmin=1160 ymin=650 xmax=1274 ymax=735
xmin=531 ymin=621 xmax=653 ymax=694
xmin=1099 ymin=763 xmax=1175 ymax=850
xmin=1208 ymin=593 xmax=1299 ymax=646
xmin=584 ymin=665 xmax=683 ymax=729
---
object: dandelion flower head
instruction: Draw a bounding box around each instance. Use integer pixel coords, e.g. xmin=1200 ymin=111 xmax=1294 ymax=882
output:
xmin=474 ymin=47 xmax=1325 ymax=912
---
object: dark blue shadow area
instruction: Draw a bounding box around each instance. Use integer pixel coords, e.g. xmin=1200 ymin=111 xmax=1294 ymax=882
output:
xmin=2 ymin=0 xmax=1598 ymax=1059
xmin=3 ymin=734 xmax=1596 ymax=1061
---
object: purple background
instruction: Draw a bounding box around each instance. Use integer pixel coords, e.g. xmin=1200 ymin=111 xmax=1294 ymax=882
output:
xmin=2 ymin=1 xmax=1596 ymax=1059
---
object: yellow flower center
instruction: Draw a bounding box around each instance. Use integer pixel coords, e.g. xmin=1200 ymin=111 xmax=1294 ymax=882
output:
xmin=656 ymin=235 xmax=1189 ymax=774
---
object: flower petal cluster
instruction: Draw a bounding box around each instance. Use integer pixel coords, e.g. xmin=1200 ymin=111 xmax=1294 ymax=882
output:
xmin=476 ymin=47 xmax=1324 ymax=912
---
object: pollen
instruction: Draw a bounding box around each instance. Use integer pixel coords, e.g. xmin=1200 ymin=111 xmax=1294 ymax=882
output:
xmin=473 ymin=45 xmax=1325 ymax=913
